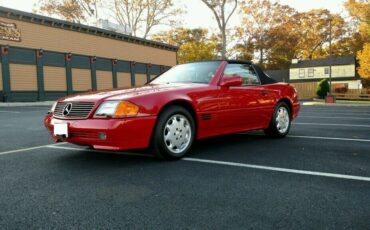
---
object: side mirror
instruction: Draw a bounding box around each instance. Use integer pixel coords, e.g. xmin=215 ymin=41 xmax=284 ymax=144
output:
xmin=220 ymin=76 xmax=243 ymax=87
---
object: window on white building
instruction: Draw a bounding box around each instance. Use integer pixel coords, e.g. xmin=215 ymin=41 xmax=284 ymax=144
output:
xmin=308 ymin=68 xmax=314 ymax=77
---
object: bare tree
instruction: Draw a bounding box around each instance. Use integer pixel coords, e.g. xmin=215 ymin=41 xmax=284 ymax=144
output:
xmin=200 ymin=0 xmax=238 ymax=59
xmin=35 ymin=0 xmax=101 ymax=24
xmin=113 ymin=0 xmax=182 ymax=38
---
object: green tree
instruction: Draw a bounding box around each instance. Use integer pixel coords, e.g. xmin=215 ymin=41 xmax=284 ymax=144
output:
xmin=178 ymin=42 xmax=218 ymax=64
xmin=152 ymin=28 xmax=218 ymax=64
xmin=316 ymin=79 xmax=330 ymax=98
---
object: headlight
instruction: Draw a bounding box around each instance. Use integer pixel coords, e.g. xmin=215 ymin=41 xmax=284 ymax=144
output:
xmin=49 ymin=101 xmax=57 ymax=113
xmin=94 ymin=101 xmax=139 ymax=118
xmin=95 ymin=101 xmax=119 ymax=116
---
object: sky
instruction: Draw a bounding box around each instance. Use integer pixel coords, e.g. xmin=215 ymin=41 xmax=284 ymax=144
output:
xmin=0 ymin=0 xmax=347 ymax=32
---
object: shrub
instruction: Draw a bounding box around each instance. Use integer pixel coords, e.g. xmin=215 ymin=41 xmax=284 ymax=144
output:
xmin=361 ymin=78 xmax=370 ymax=89
xmin=316 ymin=79 xmax=330 ymax=99
xmin=334 ymin=83 xmax=348 ymax=93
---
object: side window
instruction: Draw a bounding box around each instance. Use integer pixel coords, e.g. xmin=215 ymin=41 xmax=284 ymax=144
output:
xmin=223 ymin=64 xmax=260 ymax=85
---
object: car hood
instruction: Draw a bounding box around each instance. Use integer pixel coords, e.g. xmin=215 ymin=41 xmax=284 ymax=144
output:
xmin=62 ymin=83 xmax=206 ymax=102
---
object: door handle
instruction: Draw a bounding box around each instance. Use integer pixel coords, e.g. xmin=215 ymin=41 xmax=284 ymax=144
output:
xmin=260 ymin=91 xmax=269 ymax=96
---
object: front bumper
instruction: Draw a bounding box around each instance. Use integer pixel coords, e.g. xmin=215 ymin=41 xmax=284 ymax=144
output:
xmin=44 ymin=114 xmax=157 ymax=150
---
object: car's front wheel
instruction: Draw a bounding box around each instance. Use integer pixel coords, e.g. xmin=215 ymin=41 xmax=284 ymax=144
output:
xmin=151 ymin=106 xmax=195 ymax=160
xmin=264 ymin=102 xmax=291 ymax=137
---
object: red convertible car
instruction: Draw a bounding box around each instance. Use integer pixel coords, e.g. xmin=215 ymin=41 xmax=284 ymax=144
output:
xmin=45 ymin=60 xmax=300 ymax=159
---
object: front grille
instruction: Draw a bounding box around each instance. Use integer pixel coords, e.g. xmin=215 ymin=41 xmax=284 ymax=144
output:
xmin=54 ymin=102 xmax=95 ymax=119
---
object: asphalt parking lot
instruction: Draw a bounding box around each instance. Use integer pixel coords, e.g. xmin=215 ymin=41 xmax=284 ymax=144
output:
xmin=0 ymin=104 xmax=369 ymax=229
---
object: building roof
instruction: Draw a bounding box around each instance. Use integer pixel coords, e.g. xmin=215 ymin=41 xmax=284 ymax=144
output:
xmin=290 ymin=56 xmax=355 ymax=68
xmin=0 ymin=6 xmax=178 ymax=52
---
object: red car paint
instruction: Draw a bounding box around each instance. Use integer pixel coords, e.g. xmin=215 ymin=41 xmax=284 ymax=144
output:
xmin=44 ymin=60 xmax=300 ymax=151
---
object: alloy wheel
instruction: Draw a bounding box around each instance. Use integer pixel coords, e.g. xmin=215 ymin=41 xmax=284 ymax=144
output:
xmin=163 ymin=114 xmax=192 ymax=155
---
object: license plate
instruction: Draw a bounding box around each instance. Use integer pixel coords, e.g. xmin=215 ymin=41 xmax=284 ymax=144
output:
xmin=54 ymin=123 xmax=68 ymax=137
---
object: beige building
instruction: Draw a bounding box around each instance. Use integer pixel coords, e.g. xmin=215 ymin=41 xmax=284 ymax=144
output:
xmin=266 ymin=56 xmax=361 ymax=99
xmin=0 ymin=6 xmax=178 ymax=102
xmin=289 ymin=56 xmax=360 ymax=89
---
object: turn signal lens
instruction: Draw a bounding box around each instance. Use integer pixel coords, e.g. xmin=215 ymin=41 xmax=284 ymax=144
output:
xmin=114 ymin=101 xmax=139 ymax=117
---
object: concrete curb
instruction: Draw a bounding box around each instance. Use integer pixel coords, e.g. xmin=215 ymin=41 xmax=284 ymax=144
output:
xmin=0 ymin=101 xmax=54 ymax=107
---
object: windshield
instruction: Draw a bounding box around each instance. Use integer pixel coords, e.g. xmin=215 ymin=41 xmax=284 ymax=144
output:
xmin=151 ymin=61 xmax=221 ymax=84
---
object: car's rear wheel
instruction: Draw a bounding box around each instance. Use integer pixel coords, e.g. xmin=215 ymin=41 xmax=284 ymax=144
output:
xmin=264 ymin=102 xmax=291 ymax=137
xmin=151 ymin=106 xmax=195 ymax=160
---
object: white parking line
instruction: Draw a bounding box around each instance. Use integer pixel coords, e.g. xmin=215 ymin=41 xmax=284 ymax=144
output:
xmin=293 ymin=122 xmax=370 ymax=128
xmin=0 ymin=142 xmax=66 ymax=156
xmin=300 ymin=112 xmax=370 ymax=116
xmin=4 ymin=143 xmax=369 ymax=182
xmin=288 ymin=135 xmax=370 ymax=142
xmin=237 ymin=133 xmax=370 ymax=142
xmin=299 ymin=116 xmax=370 ymax=120
xmin=301 ymin=108 xmax=370 ymax=111
xmin=46 ymin=145 xmax=370 ymax=182
xmin=47 ymin=145 xmax=153 ymax=158
xmin=183 ymin=158 xmax=370 ymax=182
xmin=0 ymin=111 xmax=21 ymax=114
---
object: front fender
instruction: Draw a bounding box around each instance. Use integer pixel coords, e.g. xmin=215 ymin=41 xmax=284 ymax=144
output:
xmin=129 ymin=91 xmax=197 ymax=116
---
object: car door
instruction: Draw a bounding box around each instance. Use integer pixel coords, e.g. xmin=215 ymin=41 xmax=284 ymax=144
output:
xmin=251 ymin=64 xmax=279 ymax=127
xmin=217 ymin=63 xmax=266 ymax=132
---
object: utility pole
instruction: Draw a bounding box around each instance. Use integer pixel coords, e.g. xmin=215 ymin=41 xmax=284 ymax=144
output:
xmin=329 ymin=16 xmax=332 ymax=95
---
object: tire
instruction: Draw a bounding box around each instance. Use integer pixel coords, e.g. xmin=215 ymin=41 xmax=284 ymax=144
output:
xmin=151 ymin=106 xmax=195 ymax=160
xmin=264 ymin=102 xmax=291 ymax=138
